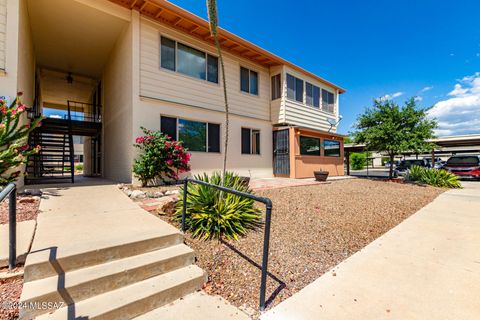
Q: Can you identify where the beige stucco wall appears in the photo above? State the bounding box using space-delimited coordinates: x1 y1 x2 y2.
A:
17 0 34 106
102 14 134 183
0 0 18 97
134 97 274 180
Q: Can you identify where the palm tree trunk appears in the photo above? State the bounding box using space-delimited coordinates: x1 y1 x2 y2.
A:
207 0 229 186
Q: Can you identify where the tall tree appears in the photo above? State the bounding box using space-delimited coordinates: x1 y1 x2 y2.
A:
353 98 437 178
206 0 229 185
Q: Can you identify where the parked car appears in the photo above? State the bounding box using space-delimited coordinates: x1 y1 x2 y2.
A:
425 158 445 169
443 155 480 180
396 159 430 175
384 160 400 169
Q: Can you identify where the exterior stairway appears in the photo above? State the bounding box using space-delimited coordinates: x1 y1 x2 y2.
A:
25 118 74 185
18 184 207 320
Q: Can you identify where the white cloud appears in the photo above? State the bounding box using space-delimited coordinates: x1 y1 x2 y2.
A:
380 91 404 100
428 72 480 136
414 96 423 102
49 115 62 119
421 86 433 92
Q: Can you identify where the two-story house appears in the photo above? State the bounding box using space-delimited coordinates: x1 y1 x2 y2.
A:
0 0 345 185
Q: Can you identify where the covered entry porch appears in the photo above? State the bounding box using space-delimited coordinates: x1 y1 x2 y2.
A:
20 0 133 184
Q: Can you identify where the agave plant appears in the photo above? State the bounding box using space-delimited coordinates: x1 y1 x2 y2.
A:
407 165 462 188
175 171 262 240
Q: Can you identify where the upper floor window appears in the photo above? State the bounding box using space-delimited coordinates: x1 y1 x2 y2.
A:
322 90 335 113
324 139 340 157
286 74 303 103
271 74 281 100
160 36 218 84
241 128 260 154
299 136 320 156
306 82 320 108
240 67 258 95
160 116 220 152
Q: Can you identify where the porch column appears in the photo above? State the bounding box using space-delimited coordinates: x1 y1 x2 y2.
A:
83 137 93 176
431 149 435 168
346 150 350 175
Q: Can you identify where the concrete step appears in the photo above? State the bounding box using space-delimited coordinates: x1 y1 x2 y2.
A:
34 265 206 320
20 244 195 318
24 230 184 283
132 292 251 320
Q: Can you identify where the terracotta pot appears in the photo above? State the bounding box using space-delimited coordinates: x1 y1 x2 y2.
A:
314 171 329 181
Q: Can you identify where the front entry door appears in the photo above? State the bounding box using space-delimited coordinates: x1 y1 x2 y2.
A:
273 129 290 175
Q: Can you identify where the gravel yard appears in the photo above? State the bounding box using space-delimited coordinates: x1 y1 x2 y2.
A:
0 268 23 320
0 195 40 224
159 179 444 316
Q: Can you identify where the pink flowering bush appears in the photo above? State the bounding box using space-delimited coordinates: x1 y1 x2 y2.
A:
1 93 42 185
133 127 191 186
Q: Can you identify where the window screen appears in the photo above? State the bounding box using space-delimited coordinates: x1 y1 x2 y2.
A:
160 37 176 71
207 55 218 83
286 74 295 100
240 67 250 93
324 139 340 157
271 74 281 100
241 128 251 154
208 123 220 152
160 116 177 140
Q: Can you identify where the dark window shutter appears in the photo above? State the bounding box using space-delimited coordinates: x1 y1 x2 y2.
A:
241 128 251 154
208 123 220 152
160 116 177 140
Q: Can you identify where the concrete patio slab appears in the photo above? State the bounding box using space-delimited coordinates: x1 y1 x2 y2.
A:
0 220 36 267
262 182 480 320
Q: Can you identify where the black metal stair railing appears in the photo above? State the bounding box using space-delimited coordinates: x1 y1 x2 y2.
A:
180 177 273 311
0 183 17 269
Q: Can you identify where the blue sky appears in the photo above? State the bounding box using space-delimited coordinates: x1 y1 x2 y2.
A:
169 0 480 136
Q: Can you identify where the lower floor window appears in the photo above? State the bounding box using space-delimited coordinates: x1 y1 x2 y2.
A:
241 128 260 155
160 116 220 152
299 136 320 155
324 139 340 157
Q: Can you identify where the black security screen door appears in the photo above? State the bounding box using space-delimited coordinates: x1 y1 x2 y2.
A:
273 129 290 175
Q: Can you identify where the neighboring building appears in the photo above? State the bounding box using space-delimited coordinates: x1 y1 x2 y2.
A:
0 0 345 185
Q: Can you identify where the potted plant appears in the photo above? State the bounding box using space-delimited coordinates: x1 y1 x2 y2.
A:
314 169 329 181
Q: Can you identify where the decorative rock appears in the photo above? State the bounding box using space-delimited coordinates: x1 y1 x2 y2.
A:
116 183 125 189
165 189 180 196
126 190 133 197
155 195 178 215
130 190 146 199
23 189 42 196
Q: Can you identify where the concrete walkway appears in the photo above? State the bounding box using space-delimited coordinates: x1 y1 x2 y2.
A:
21 180 248 319
262 182 480 320
0 220 36 267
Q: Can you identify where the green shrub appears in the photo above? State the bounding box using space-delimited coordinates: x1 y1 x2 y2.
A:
350 153 366 170
175 171 262 241
407 165 462 188
75 163 83 171
133 127 191 186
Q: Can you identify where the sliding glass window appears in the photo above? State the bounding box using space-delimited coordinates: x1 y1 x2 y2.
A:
160 36 218 84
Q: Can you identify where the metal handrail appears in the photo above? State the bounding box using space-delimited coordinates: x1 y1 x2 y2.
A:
181 177 273 310
0 183 17 269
